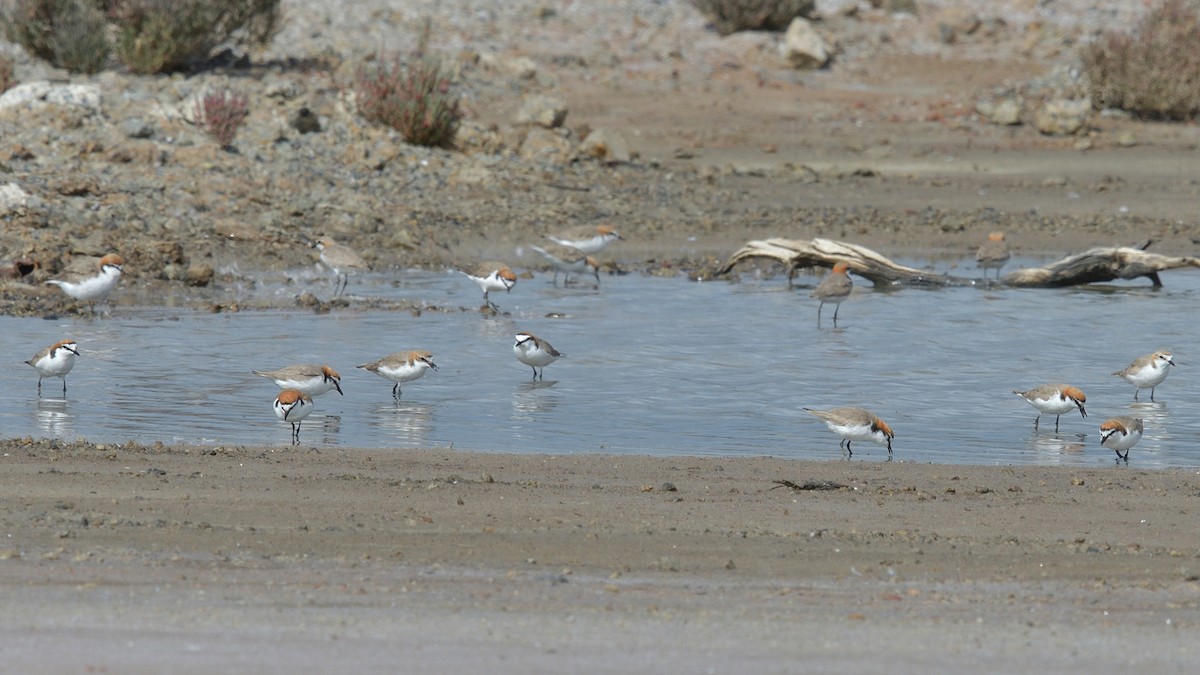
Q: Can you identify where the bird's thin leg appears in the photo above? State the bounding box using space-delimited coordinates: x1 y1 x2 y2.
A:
36 377 42 397
1150 387 1156 402
61 379 67 396
816 302 824 326
1054 415 1061 432
832 304 840 322
392 383 401 399
1134 387 1140 401
846 440 853 457
1033 415 1040 430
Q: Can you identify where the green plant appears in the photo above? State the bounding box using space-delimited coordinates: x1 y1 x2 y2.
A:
689 0 815 36
355 54 463 148
110 0 280 74
199 89 249 148
1082 0 1200 121
2 0 109 74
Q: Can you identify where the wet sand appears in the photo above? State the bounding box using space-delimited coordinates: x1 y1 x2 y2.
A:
3 438 1198 671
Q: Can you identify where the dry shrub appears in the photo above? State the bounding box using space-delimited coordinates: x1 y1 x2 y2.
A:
3 0 280 75
110 0 281 74
1082 0 1200 120
689 0 815 35
355 54 463 148
2 0 109 74
199 89 249 148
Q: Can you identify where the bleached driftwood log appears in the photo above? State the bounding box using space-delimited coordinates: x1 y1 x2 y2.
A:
716 238 967 287
1002 246 1200 287
718 237 1200 288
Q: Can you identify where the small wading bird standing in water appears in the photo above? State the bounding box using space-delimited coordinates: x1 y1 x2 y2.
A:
811 262 852 327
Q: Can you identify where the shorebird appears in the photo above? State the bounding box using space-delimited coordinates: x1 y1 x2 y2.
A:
514 332 563 380
459 261 517 309
357 350 438 399
46 254 124 312
253 364 344 397
545 224 622 255
273 389 313 444
314 237 370 296
811 262 852 326
26 339 79 397
1099 416 1143 462
1013 384 1087 432
530 244 601 286
804 407 894 459
1112 350 1175 402
975 231 1011 281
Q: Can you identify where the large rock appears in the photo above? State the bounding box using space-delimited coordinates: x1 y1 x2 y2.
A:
515 94 568 128
519 127 573 164
779 18 829 69
0 81 102 115
577 128 631 164
1035 98 1091 136
976 98 1021 126
0 182 38 218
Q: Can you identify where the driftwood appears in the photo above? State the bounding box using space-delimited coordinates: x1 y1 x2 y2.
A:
1002 246 1200 288
717 237 1200 288
716 238 966 287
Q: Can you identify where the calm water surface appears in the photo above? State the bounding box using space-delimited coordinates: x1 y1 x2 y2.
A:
3 258 1198 469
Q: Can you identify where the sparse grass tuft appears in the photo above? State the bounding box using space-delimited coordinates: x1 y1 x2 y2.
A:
1082 0 1200 121
2 0 109 74
689 0 814 36
355 53 463 148
0 53 14 93
198 89 249 148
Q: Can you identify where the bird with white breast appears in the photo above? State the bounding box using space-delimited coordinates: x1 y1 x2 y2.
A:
273 389 314 444
459 261 518 309
253 364 344 397
26 339 80 397
545 224 622 255
1112 350 1175 402
314 237 370 297
805 407 894 459
1013 384 1087 432
357 350 438 399
46 253 124 312
530 244 600 287
1099 416 1143 463
514 332 563 380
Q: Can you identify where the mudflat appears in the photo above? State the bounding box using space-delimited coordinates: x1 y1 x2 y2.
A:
3 438 1198 671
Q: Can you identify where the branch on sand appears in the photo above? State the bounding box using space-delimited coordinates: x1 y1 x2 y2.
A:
716 238 1200 288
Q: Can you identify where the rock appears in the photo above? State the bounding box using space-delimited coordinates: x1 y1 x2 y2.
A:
0 182 35 218
480 53 538 80
185 263 214 287
0 81 103 115
454 121 505 154
578 128 631 164
120 118 155 139
976 98 1021 126
519 126 573 164
290 107 321 134
515 94 568 128
779 18 829 69
1116 131 1137 147
1035 98 1091 136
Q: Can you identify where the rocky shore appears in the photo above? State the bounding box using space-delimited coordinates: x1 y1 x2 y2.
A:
1 0 1196 318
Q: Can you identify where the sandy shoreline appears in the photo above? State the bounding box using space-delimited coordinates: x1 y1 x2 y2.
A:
3 439 1198 671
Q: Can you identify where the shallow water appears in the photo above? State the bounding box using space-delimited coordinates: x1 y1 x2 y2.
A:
3 258 1198 468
